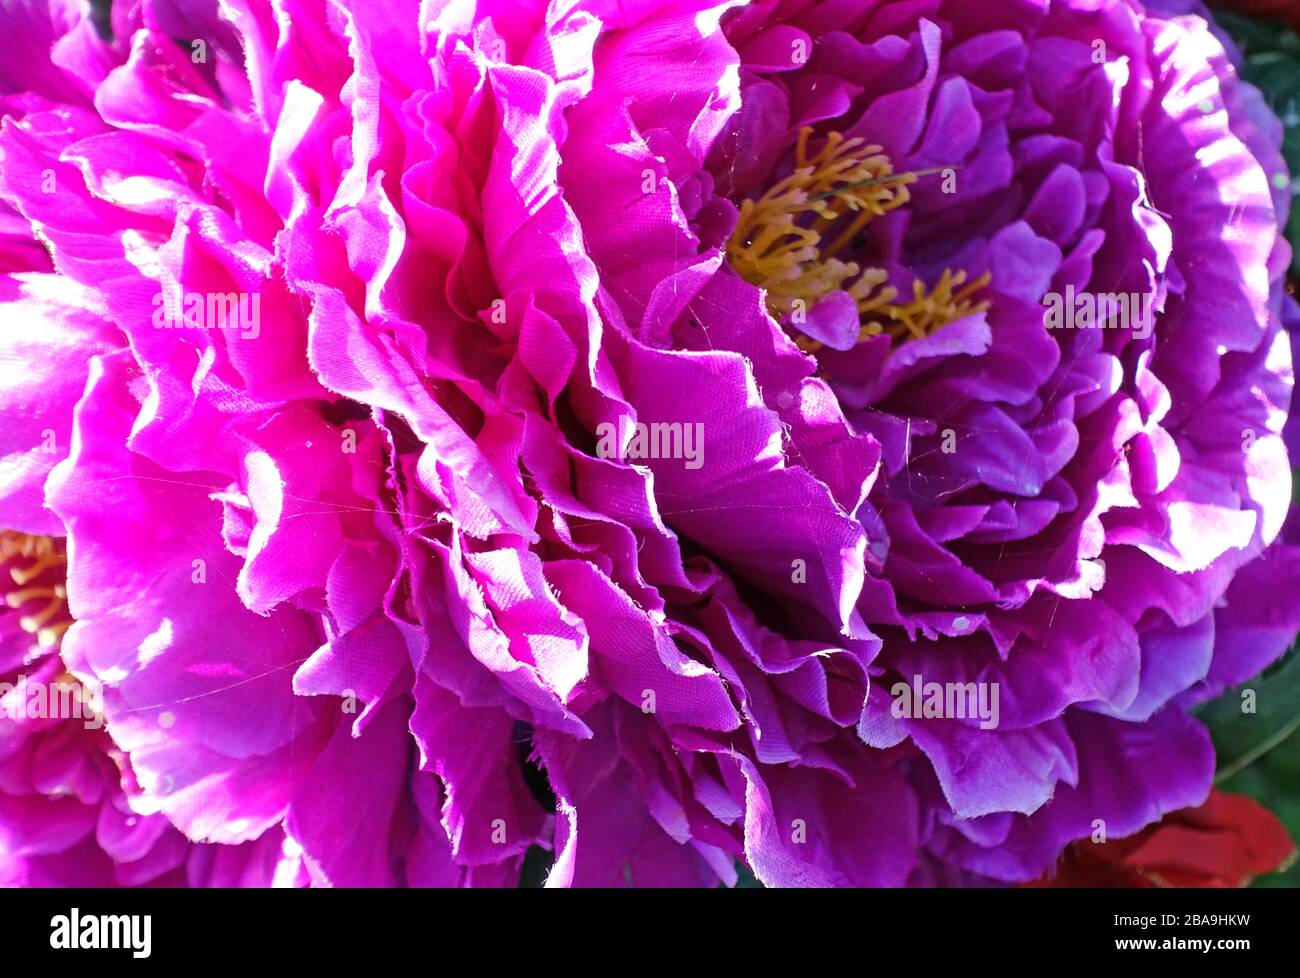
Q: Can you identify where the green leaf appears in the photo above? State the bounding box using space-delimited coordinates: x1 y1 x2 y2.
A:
1197 646 1300 886
1204 11 1300 886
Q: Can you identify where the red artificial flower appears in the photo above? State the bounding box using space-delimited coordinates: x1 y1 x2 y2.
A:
1030 791 1296 887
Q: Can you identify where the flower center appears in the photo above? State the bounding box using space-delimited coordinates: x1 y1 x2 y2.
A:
1 531 70 647
726 127 990 349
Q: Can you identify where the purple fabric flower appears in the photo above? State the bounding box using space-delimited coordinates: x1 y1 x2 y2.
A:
0 524 300 886
0 0 1296 887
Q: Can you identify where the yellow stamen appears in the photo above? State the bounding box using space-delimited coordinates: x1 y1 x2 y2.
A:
39 621 71 647
726 127 914 320
725 127 989 352
8 585 66 631
0 531 70 641
1 532 59 567
866 269 993 342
